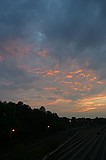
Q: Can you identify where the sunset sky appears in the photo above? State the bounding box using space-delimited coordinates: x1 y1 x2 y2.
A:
0 0 106 118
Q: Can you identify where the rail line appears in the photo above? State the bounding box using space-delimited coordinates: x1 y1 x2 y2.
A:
43 126 106 160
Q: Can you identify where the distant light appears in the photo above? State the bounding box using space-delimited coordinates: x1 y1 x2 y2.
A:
12 129 15 132
47 125 50 128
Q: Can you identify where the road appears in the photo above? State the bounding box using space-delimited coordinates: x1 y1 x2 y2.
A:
43 126 106 160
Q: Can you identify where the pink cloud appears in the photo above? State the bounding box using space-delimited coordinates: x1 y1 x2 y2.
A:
0 55 4 62
36 49 49 58
2 39 33 57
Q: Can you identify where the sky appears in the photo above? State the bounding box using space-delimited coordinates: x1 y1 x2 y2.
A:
0 0 106 118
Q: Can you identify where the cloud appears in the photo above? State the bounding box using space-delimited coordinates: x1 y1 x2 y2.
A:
1 0 106 73
0 57 40 90
42 0 106 78
45 0 106 46
0 0 45 49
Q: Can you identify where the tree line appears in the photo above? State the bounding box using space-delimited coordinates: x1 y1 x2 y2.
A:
0 101 69 152
0 100 106 153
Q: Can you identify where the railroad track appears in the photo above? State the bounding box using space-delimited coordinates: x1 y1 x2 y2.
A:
43 127 106 160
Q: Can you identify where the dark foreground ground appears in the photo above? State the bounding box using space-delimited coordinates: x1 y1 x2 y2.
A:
0 126 106 160
0 128 77 160
43 126 106 160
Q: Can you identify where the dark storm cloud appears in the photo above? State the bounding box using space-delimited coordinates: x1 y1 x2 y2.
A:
0 0 106 78
0 1 25 41
47 1 103 42
43 0 106 78
0 0 45 44
45 0 106 51
1 0 106 49
0 59 40 90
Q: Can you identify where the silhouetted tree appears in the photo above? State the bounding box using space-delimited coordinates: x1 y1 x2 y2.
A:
39 106 46 112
